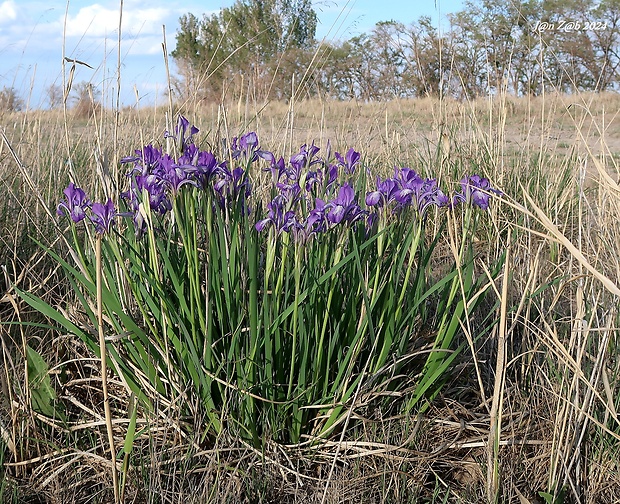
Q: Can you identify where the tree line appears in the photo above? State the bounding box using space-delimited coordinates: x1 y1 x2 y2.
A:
171 0 620 102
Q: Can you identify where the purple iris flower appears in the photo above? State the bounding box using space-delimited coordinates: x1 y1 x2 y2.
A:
255 196 298 233
328 184 354 224
326 184 366 225
429 186 450 208
326 164 338 188
192 151 221 187
365 212 378 235
393 168 424 205
57 183 90 223
239 131 258 152
228 132 265 162
289 142 321 175
366 178 400 207
335 147 361 174
162 162 199 195
365 169 449 217
262 156 287 185
305 170 322 192
399 176 449 215
177 144 200 167
121 145 164 176
305 198 328 234
126 174 171 215
164 116 199 153
453 175 502 210
257 149 276 166
90 199 117 235
214 166 251 210
174 150 222 190
276 181 302 205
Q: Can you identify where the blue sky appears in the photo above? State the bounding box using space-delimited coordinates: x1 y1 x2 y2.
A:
0 0 464 109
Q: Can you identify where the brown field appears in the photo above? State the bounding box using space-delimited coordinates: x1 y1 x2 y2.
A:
1 90 620 503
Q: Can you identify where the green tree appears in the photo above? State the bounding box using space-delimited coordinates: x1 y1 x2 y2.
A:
277 0 317 50
538 0 604 92
370 21 409 99
448 8 488 97
172 0 317 102
172 0 620 102
310 41 360 99
403 17 452 98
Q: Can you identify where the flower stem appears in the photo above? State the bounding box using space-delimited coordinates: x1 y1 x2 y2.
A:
96 235 120 503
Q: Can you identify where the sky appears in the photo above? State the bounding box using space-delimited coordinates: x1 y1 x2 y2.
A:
0 0 464 109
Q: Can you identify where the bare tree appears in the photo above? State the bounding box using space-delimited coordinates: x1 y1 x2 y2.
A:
46 84 63 109
0 86 24 112
71 81 101 118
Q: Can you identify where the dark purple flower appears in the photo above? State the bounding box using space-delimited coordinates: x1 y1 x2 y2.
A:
90 199 117 235
305 198 328 234
227 132 262 162
326 184 366 225
165 116 199 153
126 174 171 215
193 151 221 187
257 149 276 166
393 168 424 205
365 212 378 235
241 132 270 164
393 168 450 215
289 143 321 175
214 166 251 210
57 183 90 223
121 145 164 176
162 163 199 194
326 164 338 188
305 170 322 192
196 150 218 171
453 175 502 210
429 187 450 209
365 169 449 217
276 181 302 205
174 149 222 190
262 156 287 184
404 176 449 215
335 147 361 174
366 178 399 207
239 132 258 152
177 144 200 166
255 196 298 233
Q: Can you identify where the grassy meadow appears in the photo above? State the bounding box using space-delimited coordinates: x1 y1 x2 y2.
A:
1 88 620 504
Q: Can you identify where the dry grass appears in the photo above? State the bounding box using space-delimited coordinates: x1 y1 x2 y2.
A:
1 89 620 503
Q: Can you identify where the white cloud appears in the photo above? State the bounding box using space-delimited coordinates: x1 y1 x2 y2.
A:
64 3 171 38
120 35 166 56
0 1 225 107
0 1 18 24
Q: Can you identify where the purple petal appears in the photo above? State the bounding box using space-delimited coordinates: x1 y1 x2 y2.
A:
366 191 382 207
328 205 345 224
255 218 271 232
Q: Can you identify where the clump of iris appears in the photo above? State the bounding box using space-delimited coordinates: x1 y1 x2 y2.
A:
254 143 502 240
254 141 368 239
57 117 502 238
